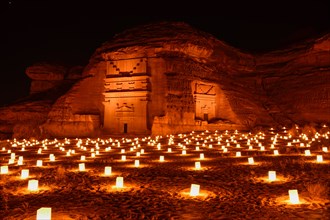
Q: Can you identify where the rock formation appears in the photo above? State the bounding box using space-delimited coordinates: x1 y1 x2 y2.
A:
0 22 329 138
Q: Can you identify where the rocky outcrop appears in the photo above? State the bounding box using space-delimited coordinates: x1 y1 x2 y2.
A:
255 34 330 125
0 101 52 139
0 63 83 139
26 62 84 94
0 22 329 138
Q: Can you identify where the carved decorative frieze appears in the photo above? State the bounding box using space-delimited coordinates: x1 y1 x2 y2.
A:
107 58 147 75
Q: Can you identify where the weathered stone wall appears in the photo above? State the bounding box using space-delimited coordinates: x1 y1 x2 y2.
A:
0 23 328 138
41 62 105 137
148 58 167 128
0 101 52 139
255 34 330 126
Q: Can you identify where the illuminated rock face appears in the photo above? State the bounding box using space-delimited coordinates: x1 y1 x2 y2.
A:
0 22 329 138
255 35 330 124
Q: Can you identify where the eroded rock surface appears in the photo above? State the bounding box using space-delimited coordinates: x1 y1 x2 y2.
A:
0 22 329 138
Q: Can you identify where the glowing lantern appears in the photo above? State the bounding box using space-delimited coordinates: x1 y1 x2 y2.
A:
104 166 112 176
190 184 200 196
121 149 125 153
91 153 95 158
182 150 186 155
195 161 201 170
141 149 145 154
28 179 39 191
7 150 11 153
249 146 253 150
8 159 15 164
159 156 164 161
316 155 323 163
236 144 240 148
260 146 265 151
270 144 275 149
79 163 85 171
236 152 241 157
36 160 43 167
288 189 300 204
322 147 328 152
116 177 124 188
121 155 126 161
136 152 140 157
223 148 228 153
10 153 15 160
66 152 70 156
274 150 279 155
200 153 204 159
36 207 51 220
96 151 100 155
304 150 311 156
248 157 254 164
50 155 55 162
21 169 29 179
195 146 200 151
167 148 172 153
208 144 212 149
0 166 8 174
134 160 140 167
268 171 276 181
17 160 23 166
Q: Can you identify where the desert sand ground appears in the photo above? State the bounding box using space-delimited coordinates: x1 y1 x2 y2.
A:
0 126 329 219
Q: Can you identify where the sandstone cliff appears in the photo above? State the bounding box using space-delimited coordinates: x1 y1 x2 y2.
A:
0 22 328 138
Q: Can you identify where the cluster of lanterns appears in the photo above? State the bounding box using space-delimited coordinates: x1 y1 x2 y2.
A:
0 126 329 218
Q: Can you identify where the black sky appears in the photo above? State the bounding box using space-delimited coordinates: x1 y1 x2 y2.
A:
2 0 329 106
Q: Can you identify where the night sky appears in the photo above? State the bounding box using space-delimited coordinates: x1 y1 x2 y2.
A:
3 0 329 106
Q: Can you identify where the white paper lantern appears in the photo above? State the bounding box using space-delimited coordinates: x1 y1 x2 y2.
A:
195 162 201 170
190 184 200 196
36 207 51 220
316 155 323 163
79 163 85 171
21 169 29 179
268 171 276 181
0 166 8 174
116 177 124 188
28 179 38 191
36 160 43 167
288 189 299 204
104 166 112 176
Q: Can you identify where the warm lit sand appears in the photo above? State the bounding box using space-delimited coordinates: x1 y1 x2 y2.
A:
0 128 329 219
